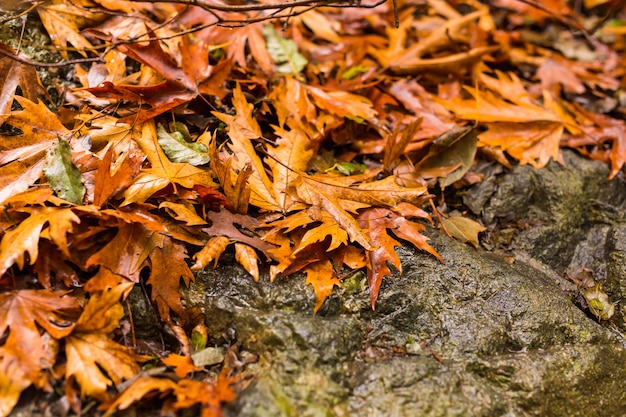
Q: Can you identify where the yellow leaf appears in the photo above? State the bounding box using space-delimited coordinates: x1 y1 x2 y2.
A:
441 213 486 248
159 201 208 226
65 332 141 401
306 85 377 122
36 0 99 59
267 127 313 211
0 207 81 275
66 283 142 401
297 178 374 251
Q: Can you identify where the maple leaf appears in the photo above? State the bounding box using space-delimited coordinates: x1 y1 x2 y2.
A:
0 206 83 275
266 127 313 211
292 211 349 255
145 236 195 321
93 144 144 207
358 208 441 308
102 369 238 417
0 43 50 120
65 283 144 401
163 353 204 378
296 177 374 251
123 121 216 205
0 97 74 205
202 210 275 256
214 84 281 211
440 72 581 168
36 0 100 59
304 259 340 313
0 289 79 410
85 221 158 282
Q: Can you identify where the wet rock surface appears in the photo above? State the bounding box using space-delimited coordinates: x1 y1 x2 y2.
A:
187 150 626 416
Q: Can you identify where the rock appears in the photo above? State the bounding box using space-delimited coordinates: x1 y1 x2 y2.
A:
185 150 626 416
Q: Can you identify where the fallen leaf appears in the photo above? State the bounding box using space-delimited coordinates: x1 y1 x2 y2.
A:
304 259 340 313
441 213 486 248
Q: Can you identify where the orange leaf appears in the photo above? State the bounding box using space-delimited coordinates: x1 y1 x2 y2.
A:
0 43 50 119
213 84 280 211
162 354 204 379
123 121 216 205
191 236 231 270
0 289 79 385
146 237 195 321
66 283 143 401
85 222 158 282
101 376 178 417
303 259 340 313
0 207 81 275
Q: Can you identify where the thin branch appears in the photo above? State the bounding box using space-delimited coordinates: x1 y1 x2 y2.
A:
0 46 103 67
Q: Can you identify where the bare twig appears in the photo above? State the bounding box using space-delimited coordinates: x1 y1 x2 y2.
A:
0 45 103 67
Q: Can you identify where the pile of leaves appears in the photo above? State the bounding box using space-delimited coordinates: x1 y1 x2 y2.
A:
1 0 625 414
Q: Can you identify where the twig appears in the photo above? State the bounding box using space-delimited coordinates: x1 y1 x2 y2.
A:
0 45 104 67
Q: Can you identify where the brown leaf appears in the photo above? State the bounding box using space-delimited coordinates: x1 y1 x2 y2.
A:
202 210 275 256
67 283 144 401
441 213 486 248
0 43 50 121
101 376 178 417
146 237 194 321
358 208 441 308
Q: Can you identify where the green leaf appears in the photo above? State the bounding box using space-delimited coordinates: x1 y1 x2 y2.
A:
43 138 85 205
341 65 369 80
324 162 367 176
262 25 308 75
156 123 210 166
